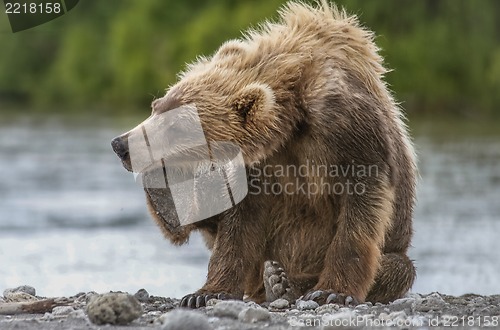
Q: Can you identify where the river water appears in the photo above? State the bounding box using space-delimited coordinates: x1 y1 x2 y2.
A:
0 115 499 298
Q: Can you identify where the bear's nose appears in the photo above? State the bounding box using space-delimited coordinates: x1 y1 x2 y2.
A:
111 135 129 161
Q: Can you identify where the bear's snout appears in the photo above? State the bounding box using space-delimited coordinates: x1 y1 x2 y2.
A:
111 135 132 171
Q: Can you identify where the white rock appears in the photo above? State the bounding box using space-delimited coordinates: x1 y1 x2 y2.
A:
296 300 319 310
415 292 446 312
3 285 36 297
269 298 289 309
404 292 422 300
147 311 162 317
391 297 415 305
4 291 38 302
427 292 445 302
156 309 212 330
86 292 143 325
52 306 75 316
212 300 248 318
133 288 150 302
355 303 369 310
238 307 271 323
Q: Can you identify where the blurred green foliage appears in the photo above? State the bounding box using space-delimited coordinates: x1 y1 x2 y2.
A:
0 0 499 117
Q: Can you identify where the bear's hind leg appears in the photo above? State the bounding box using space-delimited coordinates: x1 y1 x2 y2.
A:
366 252 416 304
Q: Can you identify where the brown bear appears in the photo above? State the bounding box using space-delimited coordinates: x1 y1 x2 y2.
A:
111 0 417 308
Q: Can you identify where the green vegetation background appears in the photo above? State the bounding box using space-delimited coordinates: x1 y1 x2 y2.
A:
1 0 499 118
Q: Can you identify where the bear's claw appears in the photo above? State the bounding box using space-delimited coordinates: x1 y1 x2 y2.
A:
180 292 239 308
263 260 299 303
300 290 359 306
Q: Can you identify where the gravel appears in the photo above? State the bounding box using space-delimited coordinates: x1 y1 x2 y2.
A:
1 287 500 329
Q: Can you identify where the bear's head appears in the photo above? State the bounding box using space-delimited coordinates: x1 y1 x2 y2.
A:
111 34 311 244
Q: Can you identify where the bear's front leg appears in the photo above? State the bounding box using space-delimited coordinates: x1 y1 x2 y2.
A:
302 179 394 306
180 210 265 308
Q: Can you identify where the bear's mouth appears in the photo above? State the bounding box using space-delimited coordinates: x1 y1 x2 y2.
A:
142 166 183 230
138 142 247 230
141 162 207 230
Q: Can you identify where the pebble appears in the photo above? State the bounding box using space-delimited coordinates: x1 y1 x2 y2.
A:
41 312 54 321
296 300 319 310
51 306 75 316
159 303 174 311
269 298 290 309
389 297 416 312
212 300 248 318
388 310 407 322
86 292 143 325
84 292 98 304
404 292 423 300
238 306 271 323
3 285 36 297
322 308 357 322
354 303 370 310
147 311 162 317
416 292 446 312
391 297 414 305
206 298 221 307
4 291 38 302
425 292 446 303
156 309 213 330
316 303 340 315
134 288 150 302
68 309 87 319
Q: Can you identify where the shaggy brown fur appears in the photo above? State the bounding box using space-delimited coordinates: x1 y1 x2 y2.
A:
112 0 416 307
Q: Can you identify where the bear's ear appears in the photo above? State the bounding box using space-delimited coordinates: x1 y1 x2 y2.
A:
232 83 276 122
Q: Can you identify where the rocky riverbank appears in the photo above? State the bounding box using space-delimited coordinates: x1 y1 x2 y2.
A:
1 286 499 329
